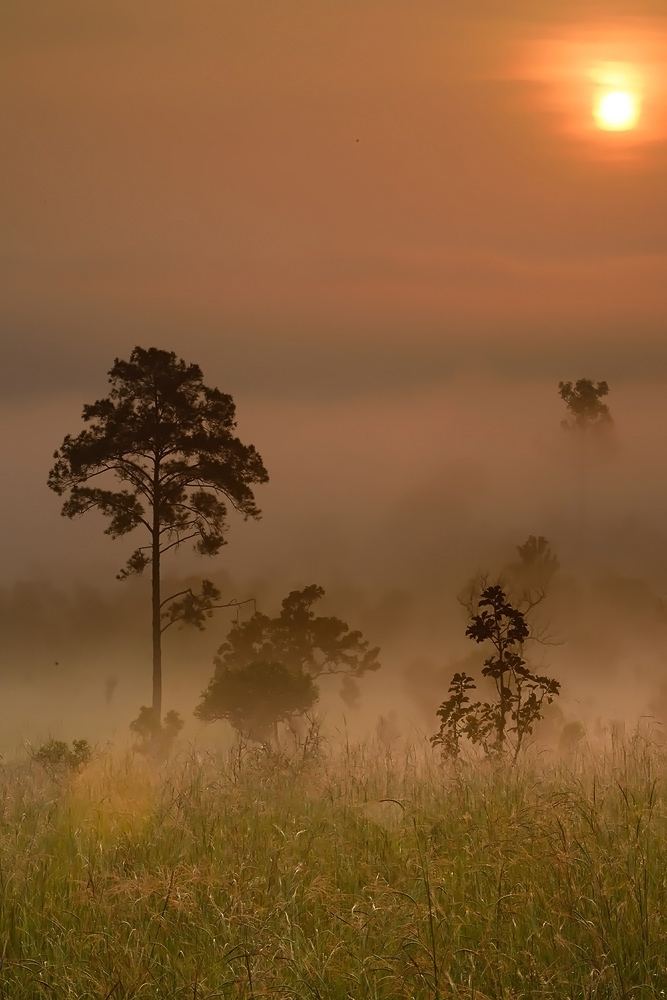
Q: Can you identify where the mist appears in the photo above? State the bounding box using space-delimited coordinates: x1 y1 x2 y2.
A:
2 0 667 749
5 5 667 995
3 370 666 752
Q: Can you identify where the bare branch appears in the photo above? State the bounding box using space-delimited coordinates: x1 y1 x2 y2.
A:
159 532 200 556
160 588 195 609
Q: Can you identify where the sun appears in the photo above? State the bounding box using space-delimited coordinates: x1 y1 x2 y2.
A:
594 89 640 131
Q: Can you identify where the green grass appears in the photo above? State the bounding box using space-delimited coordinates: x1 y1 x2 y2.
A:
0 738 665 998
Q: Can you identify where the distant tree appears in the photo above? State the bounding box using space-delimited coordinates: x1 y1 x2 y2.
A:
507 535 560 611
515 535 559 588
432 585 560 762
461 537 556 625
48 347 268 736
196 585 380 742
558 379 612 432
558 379 613 557
460 536 560 654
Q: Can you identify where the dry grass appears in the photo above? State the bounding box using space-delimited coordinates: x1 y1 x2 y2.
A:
0 736 665 998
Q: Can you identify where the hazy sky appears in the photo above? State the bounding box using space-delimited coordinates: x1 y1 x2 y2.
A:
3 1 667 586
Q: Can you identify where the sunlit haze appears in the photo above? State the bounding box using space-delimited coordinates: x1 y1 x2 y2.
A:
2 1 667 744
3 5 667 992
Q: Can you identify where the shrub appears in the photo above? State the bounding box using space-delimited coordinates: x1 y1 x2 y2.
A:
31 738 92 773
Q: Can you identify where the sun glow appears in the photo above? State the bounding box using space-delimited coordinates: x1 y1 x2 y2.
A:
594 88 640 131
517 24 667 151
589 61 644 134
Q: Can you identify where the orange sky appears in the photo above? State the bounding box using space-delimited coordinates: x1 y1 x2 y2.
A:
2 1 667 583
3 1 667 395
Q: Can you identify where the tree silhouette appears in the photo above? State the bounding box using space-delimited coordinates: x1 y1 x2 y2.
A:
197 661 318 744
196 585 380 741
515 535 559 588
558 379 613 560
432 585 560 761
558 379 611 431
48 346 268 730
431 672 479 759
507 534 560 615
460 536 560 652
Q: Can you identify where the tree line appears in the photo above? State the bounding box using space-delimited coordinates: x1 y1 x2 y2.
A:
48 347 612 760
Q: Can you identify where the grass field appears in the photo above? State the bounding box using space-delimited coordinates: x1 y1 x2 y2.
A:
0 735 665 999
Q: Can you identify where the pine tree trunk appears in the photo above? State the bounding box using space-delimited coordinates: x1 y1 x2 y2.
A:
152 537 162 724
151 468 162 726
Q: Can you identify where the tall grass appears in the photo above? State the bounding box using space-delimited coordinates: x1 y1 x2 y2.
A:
0 736 665 998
